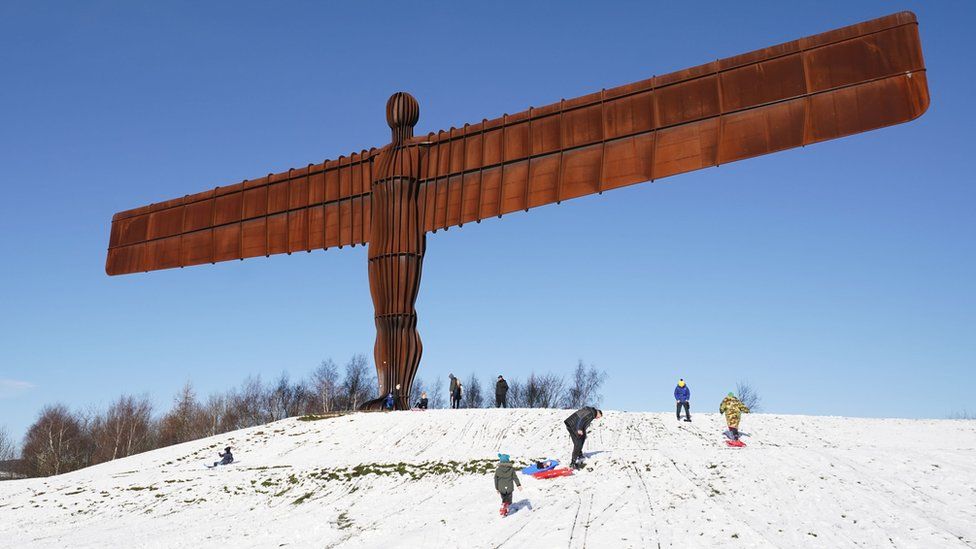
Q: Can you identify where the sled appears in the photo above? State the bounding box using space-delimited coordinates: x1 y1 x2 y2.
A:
725 440 746 448
533 467 574 479
521 459 558 475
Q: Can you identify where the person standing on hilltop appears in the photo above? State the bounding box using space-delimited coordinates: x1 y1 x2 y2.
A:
564 407 602 470
452 381 464 409
449 374 459 408
720 392 750 441
495 375 509 408
674 378 691 422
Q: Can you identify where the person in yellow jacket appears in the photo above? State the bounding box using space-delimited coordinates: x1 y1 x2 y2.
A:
719 392 750 441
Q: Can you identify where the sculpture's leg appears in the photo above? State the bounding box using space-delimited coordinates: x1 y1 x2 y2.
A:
364 171 424 410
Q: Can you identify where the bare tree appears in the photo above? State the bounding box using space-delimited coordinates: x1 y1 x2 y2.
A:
340 354 375 410
310 359 340 413
90 395 154 462
409 377 427 408
564 360 609 409
736 381 762 412
464 373 484 408
506 378 525 407
158 383 207 446
428 377 445 409
520 372 566 408
202 393 229 437
264 372 298 422
535 373 566 408
947 410 974 420
21 404 88 476
0 425 15 462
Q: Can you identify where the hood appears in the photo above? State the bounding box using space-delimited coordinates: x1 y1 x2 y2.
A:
497 462 516 473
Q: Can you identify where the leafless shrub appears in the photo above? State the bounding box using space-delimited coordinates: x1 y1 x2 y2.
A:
428 377 445 409
947 410 974 420
464 373 485 408
736 381 762 412
507 379 525 407
0 425 15 462
563 360 609 409
519 372 566 408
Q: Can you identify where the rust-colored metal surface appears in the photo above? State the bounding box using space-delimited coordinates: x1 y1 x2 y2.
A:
105 12 929 409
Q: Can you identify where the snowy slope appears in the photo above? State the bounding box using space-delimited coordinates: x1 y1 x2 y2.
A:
1 410 975 548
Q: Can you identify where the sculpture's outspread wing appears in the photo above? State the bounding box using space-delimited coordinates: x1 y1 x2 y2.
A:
106 149 379 275
414 11 929 233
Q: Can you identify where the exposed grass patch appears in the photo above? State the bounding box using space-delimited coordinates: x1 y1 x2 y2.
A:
298 412 346 422
336 511 353 529
312 459 496 483
245 465 291 471
292 492 314 505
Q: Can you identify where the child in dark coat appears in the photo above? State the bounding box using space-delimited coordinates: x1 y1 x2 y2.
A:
213 446 233 467
494 453 522 516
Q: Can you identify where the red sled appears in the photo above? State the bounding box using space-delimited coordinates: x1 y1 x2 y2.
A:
533 467 574 479
725 440 746 448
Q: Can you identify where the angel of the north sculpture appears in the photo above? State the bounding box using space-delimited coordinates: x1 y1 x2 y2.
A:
105 12 929 410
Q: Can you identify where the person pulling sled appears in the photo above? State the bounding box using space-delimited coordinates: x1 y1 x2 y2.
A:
719 392 750 441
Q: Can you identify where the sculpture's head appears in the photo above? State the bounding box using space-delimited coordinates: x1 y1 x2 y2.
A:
386 92 419 144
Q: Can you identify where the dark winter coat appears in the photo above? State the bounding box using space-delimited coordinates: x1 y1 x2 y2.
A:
218 450 233 465
416 397 428 409
494 462 521 493
565 407 599 435
496 379 509 397
674 384 690 402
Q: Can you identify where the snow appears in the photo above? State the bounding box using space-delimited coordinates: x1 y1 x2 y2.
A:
1 409 975 548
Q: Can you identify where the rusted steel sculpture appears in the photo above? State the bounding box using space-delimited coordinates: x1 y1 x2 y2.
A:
105 12 929 410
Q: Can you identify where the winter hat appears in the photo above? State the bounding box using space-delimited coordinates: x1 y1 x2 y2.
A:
678 379 686 387
498 453 511 462
728 392 735 397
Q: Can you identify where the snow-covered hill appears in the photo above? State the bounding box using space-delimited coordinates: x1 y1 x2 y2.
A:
1 409 975 548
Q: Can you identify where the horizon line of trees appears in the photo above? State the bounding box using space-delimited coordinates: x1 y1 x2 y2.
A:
1 357 607 479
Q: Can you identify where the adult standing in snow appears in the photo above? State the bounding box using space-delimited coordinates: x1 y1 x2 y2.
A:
674 379 691 422
495 375 509 408
564 407 602 469
494 453 522 516
452 381 464 409
393 383 402 410
449 374 458 407
719 392 750 441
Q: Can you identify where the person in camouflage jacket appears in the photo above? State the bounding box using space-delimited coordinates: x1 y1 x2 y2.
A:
719 393 750 440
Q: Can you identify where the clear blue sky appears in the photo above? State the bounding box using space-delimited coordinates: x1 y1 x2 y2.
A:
1 1 973 441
